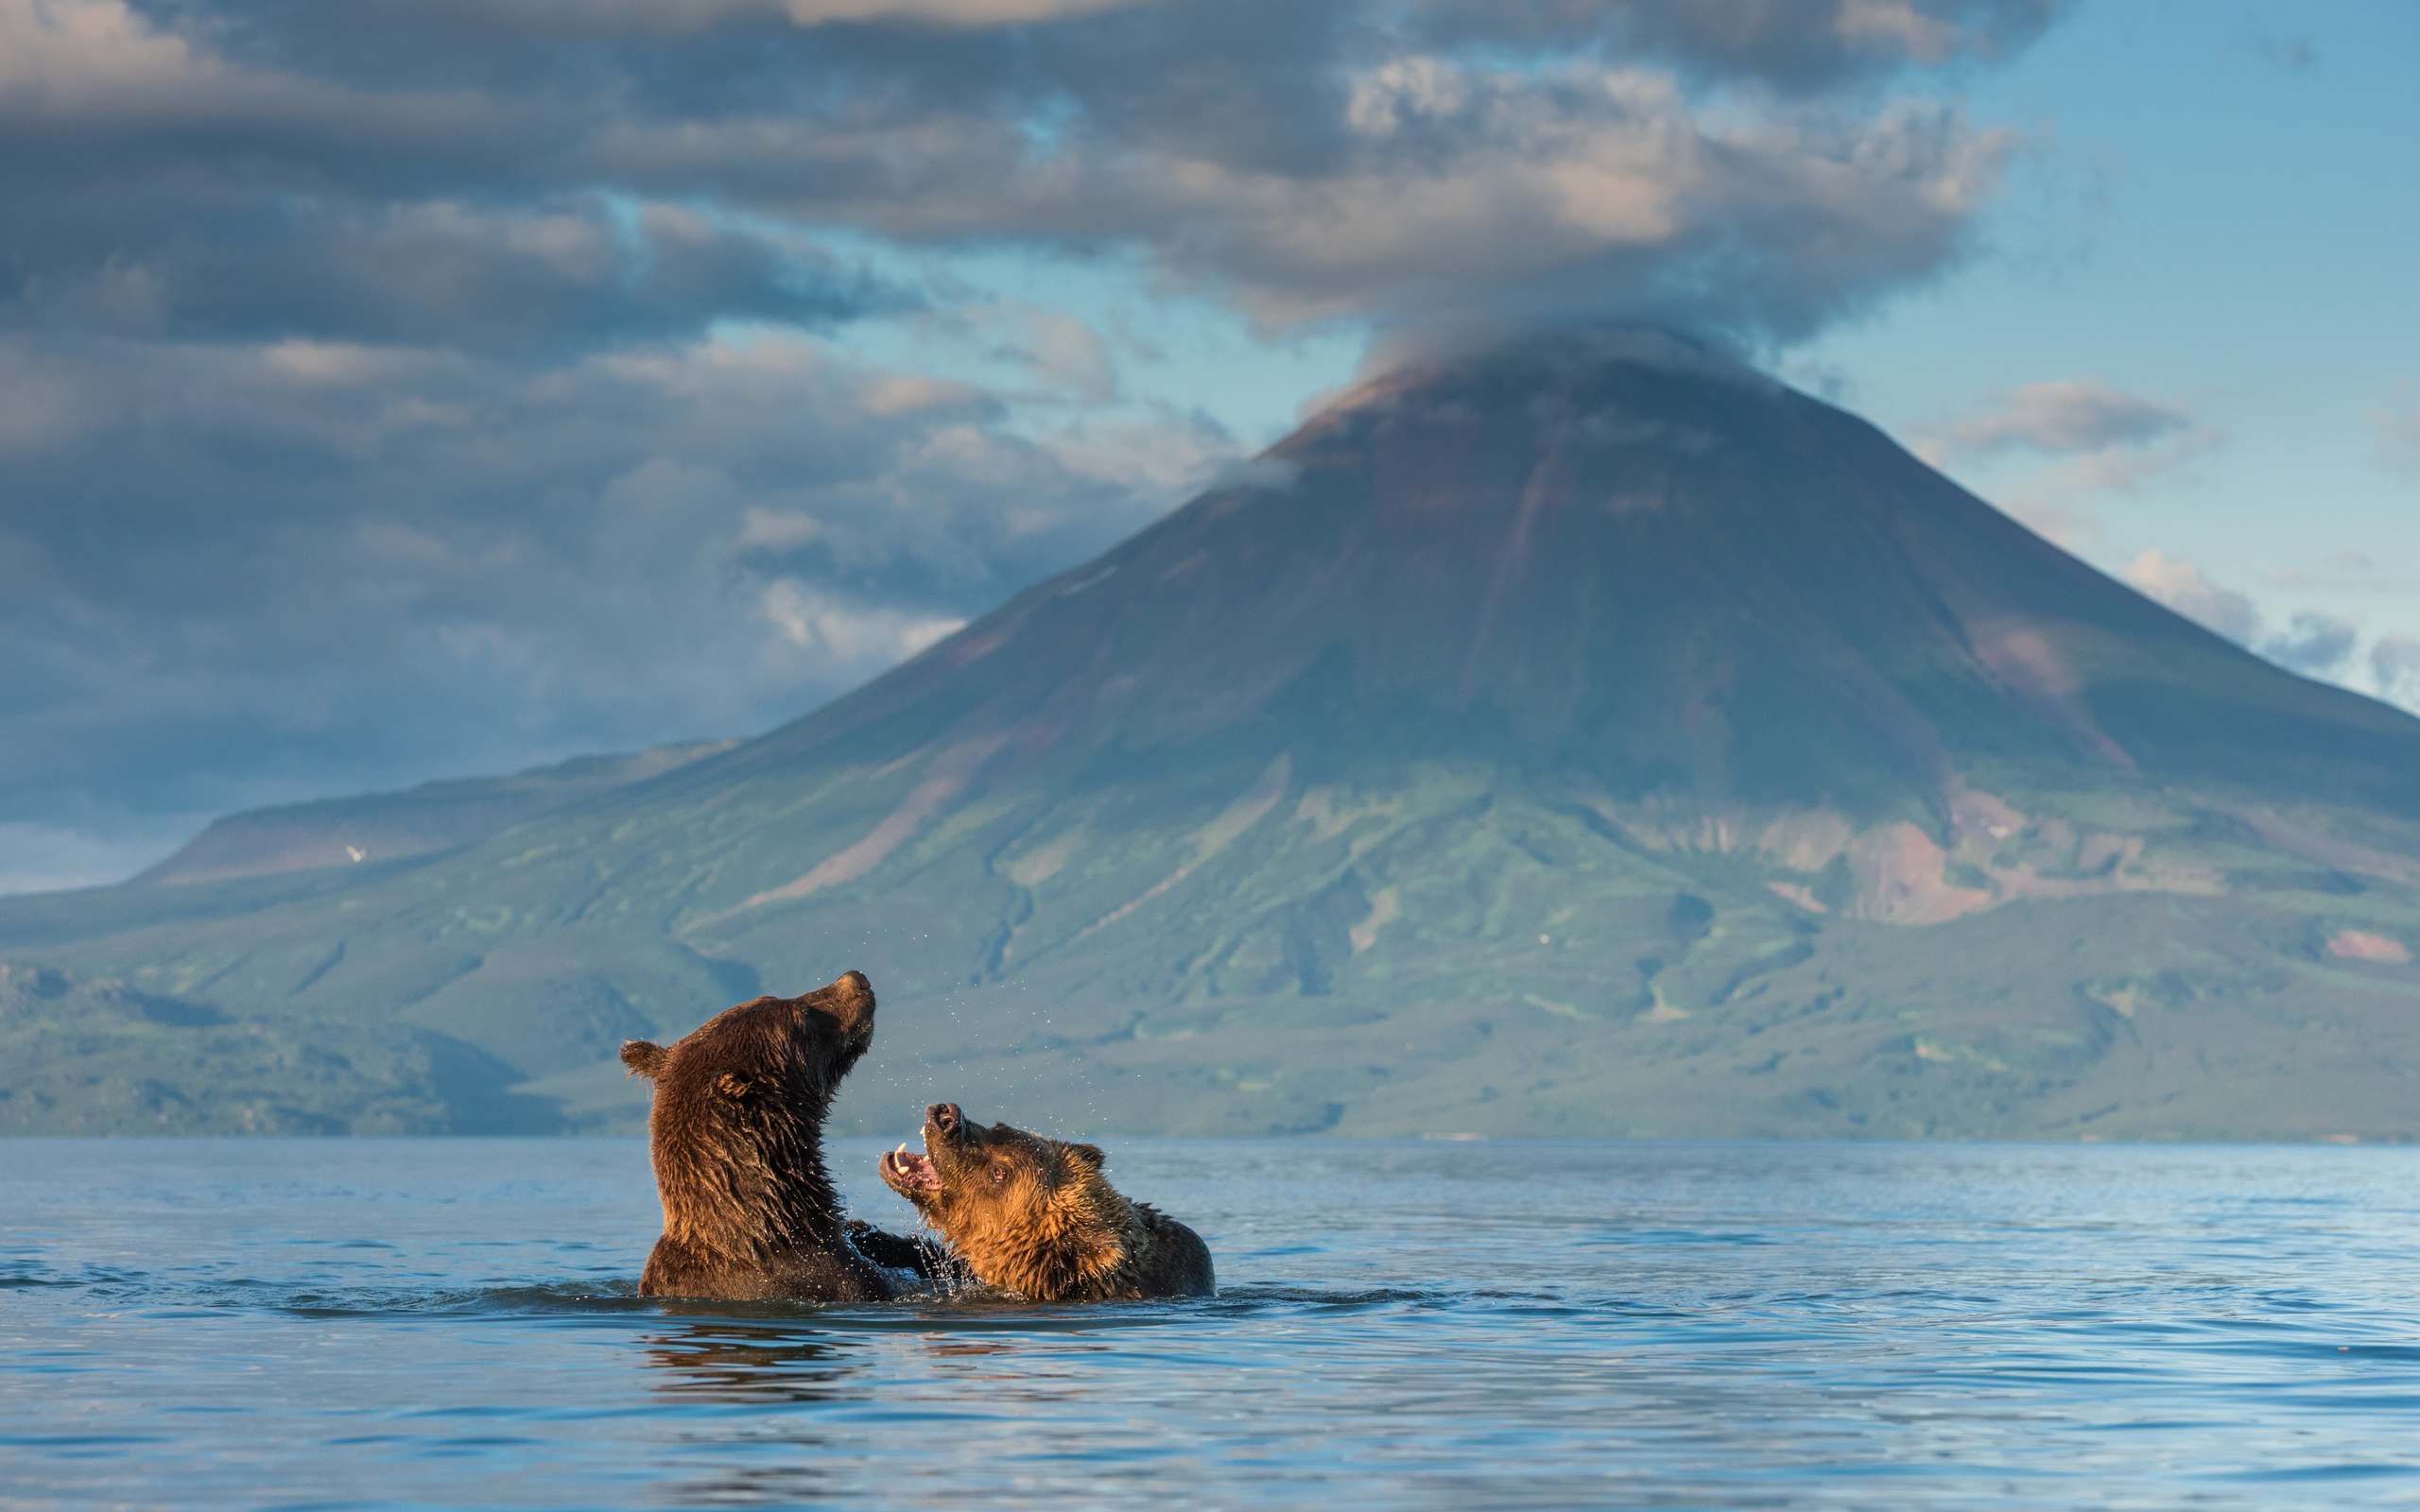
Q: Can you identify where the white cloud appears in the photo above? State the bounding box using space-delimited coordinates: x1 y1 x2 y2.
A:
2126 549 2367 682
2361 638 2420 706
0 0 209 106
760 579 965 665
1931 379 2187 458
1005 306 1120 405
2375 637 2420 712
1926 379 2223 546
2125 549 2260 645
735 507 828 551
860 373 989 417
2057 424 2227 493
1926 374 2216 467
1152 66 2016 336
1996 497 2095 550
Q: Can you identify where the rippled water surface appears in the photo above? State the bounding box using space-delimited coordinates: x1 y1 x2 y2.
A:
7 1138 2420 1509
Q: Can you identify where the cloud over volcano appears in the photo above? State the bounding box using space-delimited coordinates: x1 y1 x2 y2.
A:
0 0 2069 885
5 0 2053 342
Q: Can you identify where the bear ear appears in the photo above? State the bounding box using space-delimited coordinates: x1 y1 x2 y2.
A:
1066 1143 1105 1174
620 1040 670 1079
715 1072 754 1100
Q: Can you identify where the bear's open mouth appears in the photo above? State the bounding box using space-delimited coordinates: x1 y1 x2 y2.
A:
883 1143 941 1193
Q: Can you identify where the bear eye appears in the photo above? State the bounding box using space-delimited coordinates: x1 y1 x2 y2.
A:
989 1164 1010 1185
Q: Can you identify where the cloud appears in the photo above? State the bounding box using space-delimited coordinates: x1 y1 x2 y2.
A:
2262 612 2359 679
1180 66 2013 337
2125 549 2261 646
2370 380 2420 477
1996 497 2093 550
0 0 2076 878
0 0 2060 349
776 0 1150 24
760 579 966 665
1930 379 2189 458
2376 637 2420 711
1926 379 2224 548
1411 1 2066 93
0 325 1234 837
2249 31 2317 71
2125 549 2361 681
962 301 1122 404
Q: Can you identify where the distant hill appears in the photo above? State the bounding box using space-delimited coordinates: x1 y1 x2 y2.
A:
7 333 2418 1140
134 740 738 886
0 960 546 1135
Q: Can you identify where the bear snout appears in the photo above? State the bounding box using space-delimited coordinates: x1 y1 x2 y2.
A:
795 971 878 1050
811 971 875 1023
926 1102 961 1138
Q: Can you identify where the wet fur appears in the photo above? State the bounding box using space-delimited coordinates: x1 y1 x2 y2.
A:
621 971 936 1301
881 1104 1214 1301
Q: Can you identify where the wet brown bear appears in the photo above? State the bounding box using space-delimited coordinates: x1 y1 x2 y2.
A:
620 971 939 1301
878 1101 1215 1301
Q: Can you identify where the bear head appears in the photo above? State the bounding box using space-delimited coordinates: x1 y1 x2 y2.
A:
620 971 876 1249
879 1100 1125 1298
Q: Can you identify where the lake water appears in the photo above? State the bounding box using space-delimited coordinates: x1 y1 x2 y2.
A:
6 1138 2419 1509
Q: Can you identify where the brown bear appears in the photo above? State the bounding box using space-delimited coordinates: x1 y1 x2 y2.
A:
877 1101 1215 1301
619 971 942 1301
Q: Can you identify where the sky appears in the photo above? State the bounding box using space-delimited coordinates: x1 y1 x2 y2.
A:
2 0 2413 894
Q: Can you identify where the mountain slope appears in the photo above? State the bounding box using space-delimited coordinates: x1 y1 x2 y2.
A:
8 333 2419 1139
134 740 738 886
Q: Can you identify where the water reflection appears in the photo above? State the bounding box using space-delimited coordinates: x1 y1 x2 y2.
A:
666 1463 843 1508
638 1324 865 1505
909 1328 1109 1406
916 1335 1015 1359
644 1323 855 1404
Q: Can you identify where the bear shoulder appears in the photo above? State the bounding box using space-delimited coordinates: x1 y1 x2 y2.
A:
1128 1204 1216 1299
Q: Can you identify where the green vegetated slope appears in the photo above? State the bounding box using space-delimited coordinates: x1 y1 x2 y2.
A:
9 334 2420 1140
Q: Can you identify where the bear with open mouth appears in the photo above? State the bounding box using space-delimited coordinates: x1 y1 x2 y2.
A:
620 971 944 1301
878 1101 1216 1301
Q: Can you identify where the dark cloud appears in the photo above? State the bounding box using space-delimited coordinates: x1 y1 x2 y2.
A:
9 0 2063 347
9 195 893 352
0 325 1226 834
2249 31 2317 72
0 0 2071 885
1411 0 2065 93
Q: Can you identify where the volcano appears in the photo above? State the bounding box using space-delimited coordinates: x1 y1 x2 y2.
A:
10 333 2420 1140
